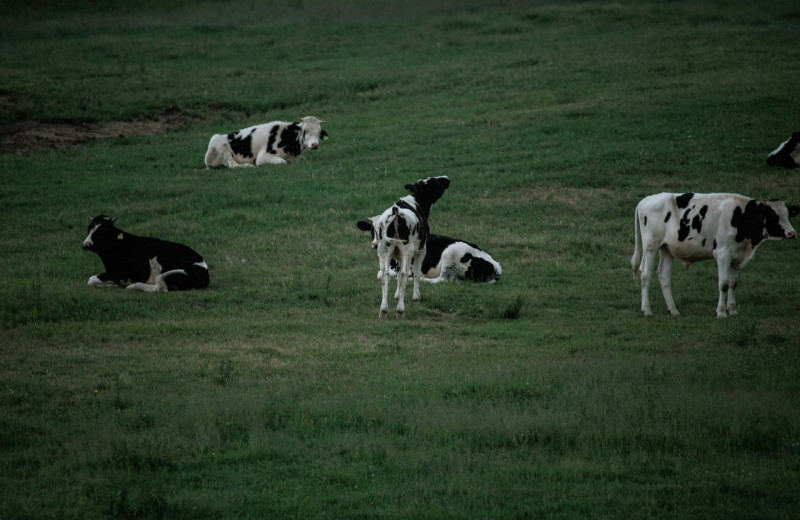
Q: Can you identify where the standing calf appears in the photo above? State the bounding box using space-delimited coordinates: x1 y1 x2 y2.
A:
82 215 209 292
631 193 798 318
357 176 450 318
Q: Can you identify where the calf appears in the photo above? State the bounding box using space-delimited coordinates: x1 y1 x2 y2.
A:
631 193 798 318
82 215 209 292
767 132 800 169
356 176 450 318
204 116 327 168
356 229 502 284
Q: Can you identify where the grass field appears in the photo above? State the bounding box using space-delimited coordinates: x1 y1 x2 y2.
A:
2 1 800 518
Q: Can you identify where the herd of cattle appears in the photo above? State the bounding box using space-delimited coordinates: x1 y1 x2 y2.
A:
82 122 800 318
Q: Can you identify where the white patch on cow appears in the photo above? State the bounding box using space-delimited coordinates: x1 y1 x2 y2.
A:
87 275 117 287
82 223 101 248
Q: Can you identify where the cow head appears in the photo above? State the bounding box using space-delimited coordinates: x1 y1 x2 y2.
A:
82 214 121 252
299 116 327 151
759 200 798 240
404 176 451 206
357 216 381 249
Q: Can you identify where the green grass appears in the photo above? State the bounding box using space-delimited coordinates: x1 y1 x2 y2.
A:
2 1 800 518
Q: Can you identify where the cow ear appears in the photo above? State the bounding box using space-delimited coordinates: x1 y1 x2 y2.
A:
357 221 372 231
404 183 416 193
789 206 800 218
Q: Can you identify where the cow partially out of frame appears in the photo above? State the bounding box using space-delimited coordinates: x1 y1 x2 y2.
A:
631 192 798 318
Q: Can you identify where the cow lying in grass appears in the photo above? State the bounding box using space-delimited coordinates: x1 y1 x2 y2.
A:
356 226 502 284
204 116 327 168
82 215 209 292
357 176 450 318
631 192 798 318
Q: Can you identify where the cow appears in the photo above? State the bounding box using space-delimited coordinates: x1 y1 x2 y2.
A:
631 193 798 318
82 215 210 292
355 227 502 284
767 132 800 169
356 176 450 318
204 116 327 168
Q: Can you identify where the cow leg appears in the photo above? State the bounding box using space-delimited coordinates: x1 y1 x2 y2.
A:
657 247 679 317
87 274 119 288
725 268 740 316
411 252 423 302
395 253 410 318
255 150 287 165
714 255 732 318
638 245 658 316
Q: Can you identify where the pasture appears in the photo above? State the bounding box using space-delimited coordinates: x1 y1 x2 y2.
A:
2 1 800 517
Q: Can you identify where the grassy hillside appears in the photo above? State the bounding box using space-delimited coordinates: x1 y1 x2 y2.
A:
2 1 800 518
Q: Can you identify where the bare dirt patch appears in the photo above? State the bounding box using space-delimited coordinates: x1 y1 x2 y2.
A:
0 107 193 156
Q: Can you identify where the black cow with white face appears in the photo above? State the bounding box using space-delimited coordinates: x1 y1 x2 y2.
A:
767 132 800 169
82 215 209 292
631 193 798 318
204 116 327 168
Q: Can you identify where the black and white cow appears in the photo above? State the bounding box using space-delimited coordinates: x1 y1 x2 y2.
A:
82 215 209 292
204 116 327 168
631 193 798 318
356 176 450 318
767 132 800 169
356 228 502 284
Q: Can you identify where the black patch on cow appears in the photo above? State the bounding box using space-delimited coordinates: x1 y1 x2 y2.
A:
464 255 499 282
676 193 694 209
643 216 647 226
691 205 708 233
759 203 787 238
228 130 253 158
702 238 707 247
664 212 671 223
278 123 302 157
678 209 692 241
713 239 717 250
266 125 280 154
731 200 764 246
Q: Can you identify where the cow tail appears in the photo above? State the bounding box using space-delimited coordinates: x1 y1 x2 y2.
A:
631 203 641 285
384 206 404 246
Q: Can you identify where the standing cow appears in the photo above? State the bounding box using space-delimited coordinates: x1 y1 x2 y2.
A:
204 116 327 168
358 176 450 318
631 192 798 318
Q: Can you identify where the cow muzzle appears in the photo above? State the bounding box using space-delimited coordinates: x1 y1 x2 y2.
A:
787 231 797 239
82 240 93 249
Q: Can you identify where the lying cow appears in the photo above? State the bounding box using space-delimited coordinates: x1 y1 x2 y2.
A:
357 176 450 318
631 192 798 318
204 116 327 168
355 226 502 284
767 132 800 169
82 215 209 292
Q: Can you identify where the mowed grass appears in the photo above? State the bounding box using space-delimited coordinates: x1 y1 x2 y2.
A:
2 1 800 518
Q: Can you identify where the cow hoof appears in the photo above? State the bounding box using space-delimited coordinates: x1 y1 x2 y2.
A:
396 310 405 319
669 309 680 317
379 309 388 319
716 313 727 319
